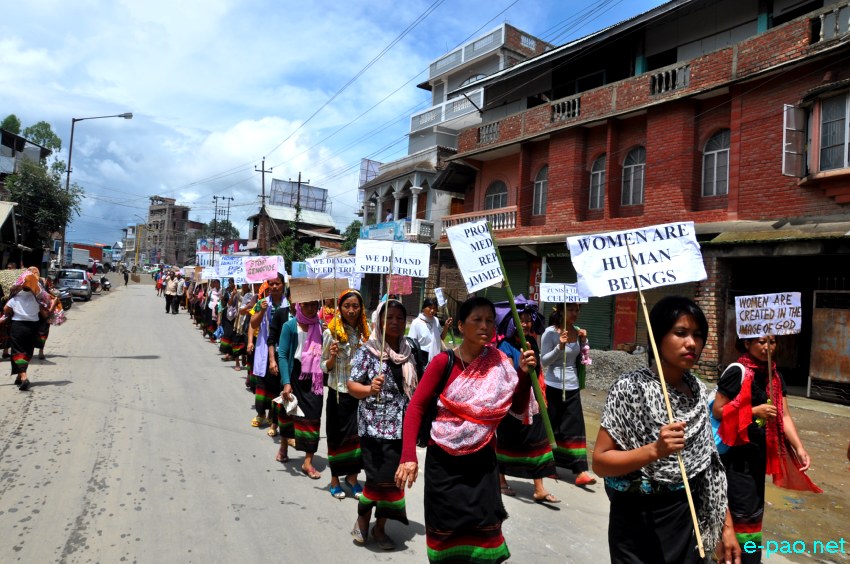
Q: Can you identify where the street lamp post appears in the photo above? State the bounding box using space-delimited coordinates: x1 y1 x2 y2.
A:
61 112 133 266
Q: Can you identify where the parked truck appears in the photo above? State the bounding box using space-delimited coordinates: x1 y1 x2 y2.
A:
70 248 90 269
72 243 104 263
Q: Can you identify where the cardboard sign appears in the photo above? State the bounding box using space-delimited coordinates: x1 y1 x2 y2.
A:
445 220 503 293
735 292 802 338
182 266 195 278
242 256 285 283
289 278 350 303
567 221 706 297
388 275 413 295
539 283 588 303
435 287 446 307
354 239 430 278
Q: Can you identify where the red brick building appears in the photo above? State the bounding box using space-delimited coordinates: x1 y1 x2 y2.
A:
435 0 850 401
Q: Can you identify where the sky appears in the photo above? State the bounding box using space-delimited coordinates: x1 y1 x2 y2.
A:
1 0 666 246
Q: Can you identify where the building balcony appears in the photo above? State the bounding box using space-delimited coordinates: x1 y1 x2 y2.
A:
403 218 436 243
441 206 517 236
410 88 484 133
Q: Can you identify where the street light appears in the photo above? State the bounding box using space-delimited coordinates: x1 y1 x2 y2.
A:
60 112 133 266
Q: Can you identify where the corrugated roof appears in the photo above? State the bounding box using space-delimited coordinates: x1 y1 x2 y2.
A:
248 204 336 229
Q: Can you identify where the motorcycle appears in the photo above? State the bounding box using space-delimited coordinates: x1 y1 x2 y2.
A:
100 276 111 292
53 288 73 310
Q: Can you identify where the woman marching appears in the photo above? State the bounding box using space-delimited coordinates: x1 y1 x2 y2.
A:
248 274 288 434
218 279 237 362
397 296 536 564
278 300 324 478
540 303 596 486
32 268 61 360
230 283 256 373
203 279 221 343
713 336 819 562
322 290 370 500
592 296 739 564
346 299 416 549
2 270 54 391
496 306 558 503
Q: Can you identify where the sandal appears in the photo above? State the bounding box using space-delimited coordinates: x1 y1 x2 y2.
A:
575 472 597 487
533 492 561 504
301 466 321 480
346 481 363 500
330 484 346 499
500 485 517 497
275 448 289 463
267 427 278 437
250 416 267 428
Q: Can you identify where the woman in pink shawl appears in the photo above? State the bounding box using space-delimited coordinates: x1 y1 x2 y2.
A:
2 270 53 390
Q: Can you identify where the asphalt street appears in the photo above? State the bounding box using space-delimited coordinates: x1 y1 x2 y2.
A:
0 276 798 563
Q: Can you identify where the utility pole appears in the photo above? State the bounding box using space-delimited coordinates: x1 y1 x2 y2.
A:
255 157 272 254
221 196 234 254
212 196 220 267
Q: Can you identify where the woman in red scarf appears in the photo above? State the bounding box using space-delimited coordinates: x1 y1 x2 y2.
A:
713 336 819 562
396 297 536 564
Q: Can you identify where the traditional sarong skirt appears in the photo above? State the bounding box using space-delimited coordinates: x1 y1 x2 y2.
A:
36 318 50 349
291 364 323 454
721 436 767 563
325 391 362 477
424 444 510 564
495 413 556 479
218 316 234 355
10 320 40 375
255 362 281 417
545 386 589 473
231 330 246 357
358 436 407 524
606 482 704 564
203 308 216 337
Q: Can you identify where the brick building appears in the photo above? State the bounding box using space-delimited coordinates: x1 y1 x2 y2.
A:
435 0 850 402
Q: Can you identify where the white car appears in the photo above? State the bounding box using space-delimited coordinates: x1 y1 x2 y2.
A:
56 269 93 301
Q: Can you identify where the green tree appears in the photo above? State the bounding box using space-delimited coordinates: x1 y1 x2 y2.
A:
21 121 62 158
269 205 321 263
200 219 240 240
6 160 83 249
1 114 22 134
341 219 361 251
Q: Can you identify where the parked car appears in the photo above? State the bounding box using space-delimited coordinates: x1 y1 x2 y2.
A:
56 269 92 301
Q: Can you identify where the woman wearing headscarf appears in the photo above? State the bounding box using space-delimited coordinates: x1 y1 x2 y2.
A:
592 296 739 564
323 289 370 499
348 299 416 550
396 297 536 564
321 298 336 326
540 302 596 486
248 274 288 435
713 336 820 562
407 297 452 363
2 270 53 390
278 300 324 478
496 306 558 503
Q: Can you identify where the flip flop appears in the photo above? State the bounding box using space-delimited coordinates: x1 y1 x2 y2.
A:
275 450 289 463
267 427 278 437
533 493 561 504
500 485 517 497
301 466 321 480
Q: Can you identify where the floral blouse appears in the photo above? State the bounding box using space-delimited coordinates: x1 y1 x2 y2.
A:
349 347 407 440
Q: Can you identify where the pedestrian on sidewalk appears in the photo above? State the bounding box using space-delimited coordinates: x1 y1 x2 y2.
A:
175 273 186 312
164 271 178 314
2 270 53 391
123 268 129 286
592 295 739 564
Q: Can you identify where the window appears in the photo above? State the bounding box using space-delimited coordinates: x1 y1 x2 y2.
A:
589 155 606 209
484 181 508 210
532 166 548 215
820 93 849 171
621 147 645 206
702 129 730 196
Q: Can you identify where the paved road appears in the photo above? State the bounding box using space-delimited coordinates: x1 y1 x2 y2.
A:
0 278 796 563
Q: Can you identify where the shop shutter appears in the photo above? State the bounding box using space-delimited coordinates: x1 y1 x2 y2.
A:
635 283 697 347
481 260 528 304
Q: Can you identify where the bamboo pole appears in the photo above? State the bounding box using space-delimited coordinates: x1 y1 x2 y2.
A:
377 249 394 404
488 222 556 448
562 296 568 402
625 239 705 558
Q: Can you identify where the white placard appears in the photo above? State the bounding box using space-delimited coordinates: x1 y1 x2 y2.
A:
445 220 504 293
201 267 218 281
735 292 802 338
434 287 446 307
539 283 588 303
567 222 706 297
217 255 246 279
354 239 431 278
348 275 362 291
305 256 357 279
335 256 356 276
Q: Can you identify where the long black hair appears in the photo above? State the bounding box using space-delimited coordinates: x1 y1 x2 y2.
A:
648 295 708 363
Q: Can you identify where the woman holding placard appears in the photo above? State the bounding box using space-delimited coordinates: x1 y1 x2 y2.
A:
248 274 288 435
322 289 370 500
713 336 819 562
396 296 536 564
540 303 596 486
592 296 738 564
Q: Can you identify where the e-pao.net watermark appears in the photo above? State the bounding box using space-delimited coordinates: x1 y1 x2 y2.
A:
745 538 846 558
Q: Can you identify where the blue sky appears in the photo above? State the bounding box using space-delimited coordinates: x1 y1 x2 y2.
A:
1 0 666 246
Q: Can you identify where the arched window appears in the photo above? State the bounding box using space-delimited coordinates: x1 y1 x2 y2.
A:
589 155 606 210
621 147 646 206
532 166 548 215
702 129 730 196
484 181 508 210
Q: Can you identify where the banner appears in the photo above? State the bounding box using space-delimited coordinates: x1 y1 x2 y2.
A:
567 221 706 297
305 256 357 279
289 278 350 303
435 287 446 307
539 282 588 304
201 267 218 281
389 275 413 295
735 292 802 338
354 239 430 278
217 255 246 280
445 220 504 293
242 256 285 283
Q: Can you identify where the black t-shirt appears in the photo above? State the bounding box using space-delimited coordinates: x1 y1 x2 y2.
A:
267 305 290 349
717 363 787 408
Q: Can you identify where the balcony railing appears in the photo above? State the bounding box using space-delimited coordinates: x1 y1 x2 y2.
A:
410 88 484 133
441 206 517 235
431 27 504 78
478 122 500 144
650 63 690 95
551 94 581 122
817 1 850 42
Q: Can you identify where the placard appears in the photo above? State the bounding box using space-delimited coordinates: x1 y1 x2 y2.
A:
291 262 308 278
242 256 285 283
201 267 218 281
305 256 357 279
735 292 802 338
567 222 706 297
216 255 244 278
388 275 413 295
434 287 446 307
445 220 504 293
348 275 362 291
354 240 430 278
289 278 350 303
539 282 588 303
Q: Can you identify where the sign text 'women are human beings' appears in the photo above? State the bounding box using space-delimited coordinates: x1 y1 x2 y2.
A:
353 239 431 278
735 292 802 338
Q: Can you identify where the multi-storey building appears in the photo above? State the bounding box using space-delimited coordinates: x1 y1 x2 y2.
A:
145 196 192 266
434 0 850 401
